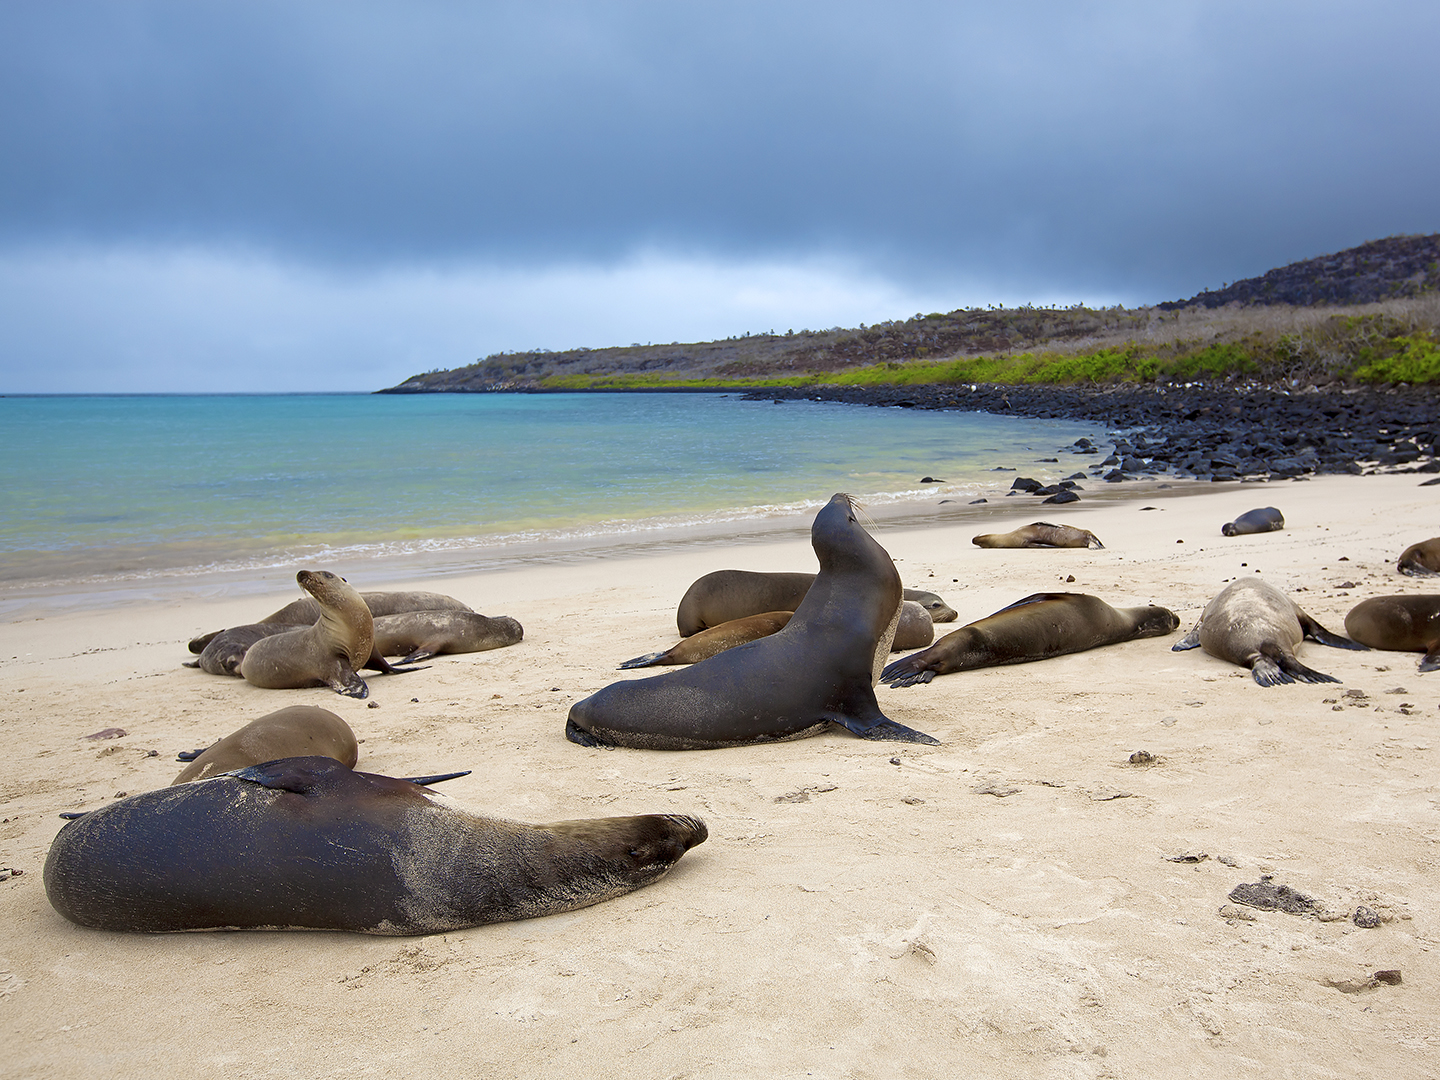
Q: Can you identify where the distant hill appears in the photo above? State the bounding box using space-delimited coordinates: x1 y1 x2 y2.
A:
1159 233 1440 310
380 234 1439 392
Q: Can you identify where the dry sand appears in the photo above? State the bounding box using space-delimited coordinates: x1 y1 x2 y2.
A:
2 474 1438 1078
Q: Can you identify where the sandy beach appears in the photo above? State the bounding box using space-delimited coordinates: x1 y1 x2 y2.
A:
3 473 1438 1078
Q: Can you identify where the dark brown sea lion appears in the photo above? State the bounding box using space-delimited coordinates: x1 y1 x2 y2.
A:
44 756 706 935
188 590 475 654
184 623 295 676
675 570 956 636
172 706 358 783
971 522 1104 550
1172 578 1366 685
881 593 1178 687
1344 595 1440 672
1397 538 1440 576
239 570 378 697
373 610 524 663
569 493 936 748
1221 507 1284 536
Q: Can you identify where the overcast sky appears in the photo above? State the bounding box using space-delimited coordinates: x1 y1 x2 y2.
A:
2 1 1436 393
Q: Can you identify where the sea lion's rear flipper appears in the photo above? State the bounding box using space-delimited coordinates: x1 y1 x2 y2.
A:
364 654 430 675
182 660 200 668
188 630 221 654
1172 623 1203 651
1297 612 1368 650
835 714 939 744
1419 643 1440 673
879 654 935 687
399 649 436 664
617 652 667 669
1254 645 1338 686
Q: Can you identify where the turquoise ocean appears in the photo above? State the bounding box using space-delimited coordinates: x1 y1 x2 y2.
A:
0 392 1103 609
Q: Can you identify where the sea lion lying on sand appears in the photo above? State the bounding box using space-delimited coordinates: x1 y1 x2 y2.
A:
1172 578 1366 685
1397 538 1440 576
882 593 1178 687
971 522 1104 550
1222 507 1284 536
188 589 474 654
1344 595 1440 672
675 570 956 636
172 706 358 783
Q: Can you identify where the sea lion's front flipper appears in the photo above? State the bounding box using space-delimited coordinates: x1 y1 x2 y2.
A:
331 671 370 698
399 770 472 786
565 717 613 747
365 654 431 675
1171 623 1203 651
399 649 436 664
995 592 1068 614
176 745 214 762
1297 613 1368 650
230 755 354 794
188 630 221 654
831 711 939 745
1418 643 1439 673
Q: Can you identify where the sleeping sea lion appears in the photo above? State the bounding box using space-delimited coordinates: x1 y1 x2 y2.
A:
240 570 379 697
881 593 1178 687
1344 595 1440 672
675 570 956 636
372 610 524 664
1397 538 1440 576
172 706 358 783
568 493 937 748
971 522 1104 549
1172 577 1366 685
45 756 706 935
1222 507 1284 536
184 623 295 676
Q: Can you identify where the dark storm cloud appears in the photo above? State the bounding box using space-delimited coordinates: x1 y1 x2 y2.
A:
4 1 1436 301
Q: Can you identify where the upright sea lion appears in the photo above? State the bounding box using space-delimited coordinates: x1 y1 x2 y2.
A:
675 570 956 636
881 593 1179 687
1397 538 1440 576
1172 578 1366 685
240 570 378 697
1222 507 1284 536
971 522 1105 549
188 590 475 654
45 756 706 935
172 706 358 783
1344 595 1440 672
569 494 937 749
372 610 524 664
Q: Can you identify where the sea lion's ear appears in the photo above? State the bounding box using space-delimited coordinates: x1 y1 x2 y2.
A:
230 755 351 794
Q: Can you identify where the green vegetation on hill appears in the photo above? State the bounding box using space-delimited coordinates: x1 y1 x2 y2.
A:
381 234 1440 393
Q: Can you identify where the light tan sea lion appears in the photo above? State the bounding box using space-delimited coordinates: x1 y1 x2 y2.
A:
882 593 1178 687
46 756 707 935
172 706 358 784
675 570 956 636
239 570 377 697
619 611 795 669
971 522 1104 550
1397 538 1440 576
1221 507 1284 536
569 494 936 748
1172 578 1366 685
1344 595 1440 672
372 610 524 663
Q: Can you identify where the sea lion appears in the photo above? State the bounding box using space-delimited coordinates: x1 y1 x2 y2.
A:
1344 595 1440 672
1397 538 1440 576
619 611 795 669
172 706 358 783
45 756 706 935
622 600 934 670
372 610 524 664
1171 578 1366 685
240 570 379 697
1222 507 1284 536
971 522 1104 550
184 623 295 676
188 590 475 654
881 593 1179 687
675 570 956 636
568 493 937 749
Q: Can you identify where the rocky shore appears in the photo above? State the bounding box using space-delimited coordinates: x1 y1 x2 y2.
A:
745 381 1440 483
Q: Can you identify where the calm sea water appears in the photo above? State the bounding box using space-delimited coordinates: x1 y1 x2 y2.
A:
0 392 1101 595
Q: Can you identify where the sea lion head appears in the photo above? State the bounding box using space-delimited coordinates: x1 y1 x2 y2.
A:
1134 605 1182 637
811 493 894 579
542 814 709 893
296 570 373 668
